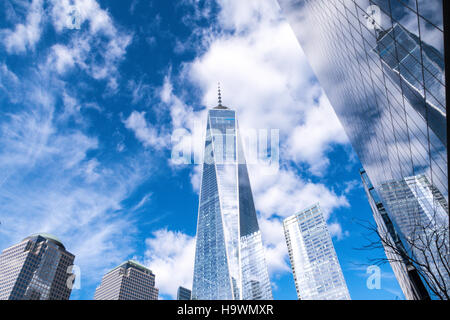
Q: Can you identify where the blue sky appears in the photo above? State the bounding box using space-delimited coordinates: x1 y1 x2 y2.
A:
0 0 405 300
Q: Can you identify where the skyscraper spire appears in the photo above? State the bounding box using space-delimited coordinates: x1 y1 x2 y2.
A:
213 82 228 109
217 82 222 106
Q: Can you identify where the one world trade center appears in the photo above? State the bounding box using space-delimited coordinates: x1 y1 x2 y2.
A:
192 88 273 300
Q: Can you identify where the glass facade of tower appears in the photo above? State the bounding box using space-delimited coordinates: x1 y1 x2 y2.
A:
360 169 430 300
192 106 272 300
0 233 75 300
277 0 447 200
375 23 446 146
377 174 449 296
94 260 159 300
283 204 350 300
278 0 448 298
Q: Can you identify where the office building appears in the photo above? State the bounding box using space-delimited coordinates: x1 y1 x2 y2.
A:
283 204 350 300
177 286 191 300
94 260 159 300
192 89 273 300
0 233 75 300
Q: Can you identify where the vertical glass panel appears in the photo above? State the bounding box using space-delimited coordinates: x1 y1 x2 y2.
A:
417 0 443 30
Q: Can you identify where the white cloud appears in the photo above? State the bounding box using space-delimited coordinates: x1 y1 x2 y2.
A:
49 44 77 74
285 94 349 175
0 63 21 103
144 229 196 299
128 79 153 106
0 81 153 284
190 164 203 192
248 165 349 220
343 179 361 194
130 192 153 212
328 222 350 240
159 75 207 168
1 0 131 89
0 113 146 282
217 0 281 33
124 111 169 150
0 63 19 84
0 0 148 290
50 0 116 35
259 217 290 274
0 0 44 54
47 0 132 89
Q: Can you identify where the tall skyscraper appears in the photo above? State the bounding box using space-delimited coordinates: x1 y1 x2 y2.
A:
283 204 350 300
177 286 191 300
192 89 273 300
277 0 448 298
94 260 159 300
0 233 75 300
360 169 430 300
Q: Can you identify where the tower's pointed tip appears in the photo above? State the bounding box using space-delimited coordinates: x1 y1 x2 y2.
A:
217 82 222 106
213 82 228 109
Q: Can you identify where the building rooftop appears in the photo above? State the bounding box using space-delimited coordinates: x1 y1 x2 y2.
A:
23 233 66 249
107 260 153 275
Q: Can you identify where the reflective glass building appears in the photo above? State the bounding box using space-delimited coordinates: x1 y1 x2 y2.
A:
375 23 446 146
94 260 159 300
283 204 350 300
377 174 449 296
278 0 448 298
192 98 273 300
0 233 75 300
360 169 430 300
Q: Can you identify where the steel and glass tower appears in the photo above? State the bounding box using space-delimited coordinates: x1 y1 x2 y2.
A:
283 204 350 300
192 87 273 300
276 0 447 197
0 233 75 300
277 0 448 298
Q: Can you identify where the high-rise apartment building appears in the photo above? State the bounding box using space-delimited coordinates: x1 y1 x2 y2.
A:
0 233 75 300
360 169 430 300
94 260 159 300
277 0 448 298
192 92 273 300
283 204 350 300
177 286 191 300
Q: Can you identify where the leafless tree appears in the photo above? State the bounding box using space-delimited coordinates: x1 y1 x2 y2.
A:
357 217 449 300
